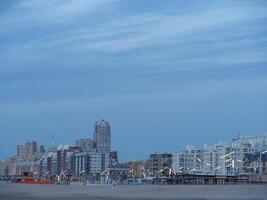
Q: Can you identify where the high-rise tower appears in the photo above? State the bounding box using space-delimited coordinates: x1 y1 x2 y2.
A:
17 141 37 159
93 119 111 153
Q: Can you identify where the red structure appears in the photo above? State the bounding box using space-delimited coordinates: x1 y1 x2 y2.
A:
17 172 53 185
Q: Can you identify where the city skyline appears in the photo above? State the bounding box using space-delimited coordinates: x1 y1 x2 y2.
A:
1 0 267 162
1 120 266 163
2 132 266 189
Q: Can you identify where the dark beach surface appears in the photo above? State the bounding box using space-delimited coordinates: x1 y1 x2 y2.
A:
0 183 267 200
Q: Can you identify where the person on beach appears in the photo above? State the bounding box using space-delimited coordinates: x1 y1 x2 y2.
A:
112 179 117 190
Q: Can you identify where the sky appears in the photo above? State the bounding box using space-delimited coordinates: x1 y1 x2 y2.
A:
0 0 267 162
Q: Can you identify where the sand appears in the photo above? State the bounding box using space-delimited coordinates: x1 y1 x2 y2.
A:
0 183 267 200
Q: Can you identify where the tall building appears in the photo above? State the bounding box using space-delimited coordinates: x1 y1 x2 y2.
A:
17 141 37 159
93 119 111 153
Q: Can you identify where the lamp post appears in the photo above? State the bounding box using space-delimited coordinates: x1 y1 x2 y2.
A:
259 150 267 177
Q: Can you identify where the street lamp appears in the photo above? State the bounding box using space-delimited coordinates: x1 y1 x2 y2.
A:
259 150 267 177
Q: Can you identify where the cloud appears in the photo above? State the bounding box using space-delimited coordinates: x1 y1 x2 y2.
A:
0 0 267 161
64 1 267 52
1 0 266 57
0 0 266 97
18 0 116 22
0 0 117 36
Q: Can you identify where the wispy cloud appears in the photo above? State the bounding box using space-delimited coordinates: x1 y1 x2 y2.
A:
1 1 266 57
0 0 117 35
0 0 266 94
0 0 267 161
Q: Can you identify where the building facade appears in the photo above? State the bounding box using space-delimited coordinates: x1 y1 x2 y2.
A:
148 153 172 174
93 119 111 153
17 141 37 159
74 150 109 176
75 138 94 152
129 160 150 178
173 146 203 175
202 140 261 175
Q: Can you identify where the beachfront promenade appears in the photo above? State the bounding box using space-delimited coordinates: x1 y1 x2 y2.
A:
0 184 267 200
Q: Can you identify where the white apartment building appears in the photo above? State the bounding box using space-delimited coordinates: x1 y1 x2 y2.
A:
173 146 203 174
202 140 260 176
202 146 213 175
232 135 267 151
172 152 183 173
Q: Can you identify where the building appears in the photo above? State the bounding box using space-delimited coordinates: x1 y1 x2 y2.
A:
202 143 240 175
264 160 267 175
148 153 172 174
39 145 79 178
74 152 90 176
109 151 118 167
172 152 184 174
129 160 150 178
75 150 109 176
38 145 45 154
56 145 80 176
201 140 260 176
50 153 57 176
0 159 11 176
75 138 94 152
212 143 230 175
87 149 109 174
232 134 267 151
17 141 37 159
104 163 129 184
39 148 109 178
172 134 266 176
93 119 111 153
174 146 203 174
243 152 259 174
202 146 213 175
2 155 41 178
14 160 40 178
39 152 56 179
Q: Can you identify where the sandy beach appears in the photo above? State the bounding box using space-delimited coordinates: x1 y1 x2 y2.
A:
0 183 267 200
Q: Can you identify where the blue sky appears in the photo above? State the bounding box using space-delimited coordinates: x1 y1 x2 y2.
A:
0 0 266 161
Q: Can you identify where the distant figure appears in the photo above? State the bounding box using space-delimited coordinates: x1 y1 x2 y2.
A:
112 180 117 190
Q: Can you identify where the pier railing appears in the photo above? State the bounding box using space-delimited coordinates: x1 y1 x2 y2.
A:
144 174 267 185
